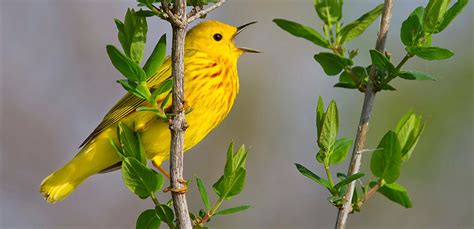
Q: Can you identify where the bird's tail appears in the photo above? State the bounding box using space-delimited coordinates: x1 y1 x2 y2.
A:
40 139 120 203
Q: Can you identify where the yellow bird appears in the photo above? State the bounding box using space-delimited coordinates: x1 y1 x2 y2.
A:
40 20 259 203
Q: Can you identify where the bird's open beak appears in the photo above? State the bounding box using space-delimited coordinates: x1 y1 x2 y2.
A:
233 21 261 53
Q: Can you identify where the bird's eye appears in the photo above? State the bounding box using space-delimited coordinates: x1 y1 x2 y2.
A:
213 33 223 41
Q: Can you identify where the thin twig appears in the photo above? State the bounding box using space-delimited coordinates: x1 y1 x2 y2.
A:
334 1 394 228
187 0 226 23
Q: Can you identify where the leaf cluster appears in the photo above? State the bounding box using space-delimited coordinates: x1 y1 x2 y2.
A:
108 9 171 120
275 0 466 92
192 143 251 227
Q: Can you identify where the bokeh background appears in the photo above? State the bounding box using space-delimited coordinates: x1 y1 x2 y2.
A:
1 0 473 228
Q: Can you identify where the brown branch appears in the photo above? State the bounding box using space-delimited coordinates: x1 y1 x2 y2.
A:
163 0 192 228
187 0 226 23
334 1 394 228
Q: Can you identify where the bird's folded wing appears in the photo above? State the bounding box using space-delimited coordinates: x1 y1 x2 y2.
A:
79 58 172 148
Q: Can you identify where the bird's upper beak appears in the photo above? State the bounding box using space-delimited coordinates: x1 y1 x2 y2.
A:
233 21 261 53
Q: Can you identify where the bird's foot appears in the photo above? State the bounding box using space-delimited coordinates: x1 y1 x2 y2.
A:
163 179 188 194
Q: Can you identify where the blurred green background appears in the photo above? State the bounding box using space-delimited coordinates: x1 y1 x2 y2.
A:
1 0 472 228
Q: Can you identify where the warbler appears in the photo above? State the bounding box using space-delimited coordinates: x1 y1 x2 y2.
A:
40 20 259 203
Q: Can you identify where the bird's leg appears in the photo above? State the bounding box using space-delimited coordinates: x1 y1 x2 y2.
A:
152 160 188 193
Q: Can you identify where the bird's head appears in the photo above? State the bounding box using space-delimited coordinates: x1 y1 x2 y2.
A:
185 20 260 59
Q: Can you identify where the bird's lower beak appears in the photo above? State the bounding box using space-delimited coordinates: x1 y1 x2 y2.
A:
233 21 261 54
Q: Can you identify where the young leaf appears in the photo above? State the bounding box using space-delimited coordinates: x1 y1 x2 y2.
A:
314 52 353 76
155 204 175 225
395 112 425 161
136 209 161 229
151 78 173 102
214 205 251 216
400 7 425 47
295 163 331 189
107 45 147 82
129 10 147 64
336 70 358 89
406 46 454 60
122 157 164 199
273 19 329 48
397 70 436 81
334 172 365 192
195 176 211 210
369 49 395 72
143 34 167 78
117 79 148 100
338 4 384 44
316 96 325 137
118 123 147 164
370 181 412 208
370 131 402 184
213 168 246 200
318 100 338 151
423 0 451 33
435 0 469 33
329 138 353 165
314 0 343 24
224 142 235 177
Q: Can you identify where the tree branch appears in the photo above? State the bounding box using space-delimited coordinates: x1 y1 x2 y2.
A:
187 0 226 23
334 1 394 228
163 0 192 228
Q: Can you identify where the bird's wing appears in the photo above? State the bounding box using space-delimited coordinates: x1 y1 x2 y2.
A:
79 57 172 148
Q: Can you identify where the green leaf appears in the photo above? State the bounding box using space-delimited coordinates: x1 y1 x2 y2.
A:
314 0 343 24
435 0 469 33
224 142 235 177
395 112 425 161
338 4 384 44
151 78 173 102
397 70 436 81
406 46 454 60
369 49 395 72
295 163 331 189
136 10 156 17
334 172 365 192
370 131 402 184
424 0 451 33
130 11 147 64
116 80 149 100
214 205 251 216
316 96 325 137
155 204 175 225
213 168 246 200
400 7 425 46
370 181 412 208
107 45 147 82
314 52 353 76
122 157 164 199
118 123 146 164
136 209 161 229
136 107 167 119
273 19 329 48
161 92 172 110
329 138 353 165
318 100 338 151
195 176 211 210
143 34 167 78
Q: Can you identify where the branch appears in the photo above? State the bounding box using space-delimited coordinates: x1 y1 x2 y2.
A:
162 0 192 228
187 0 226 23
334 1 394 228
